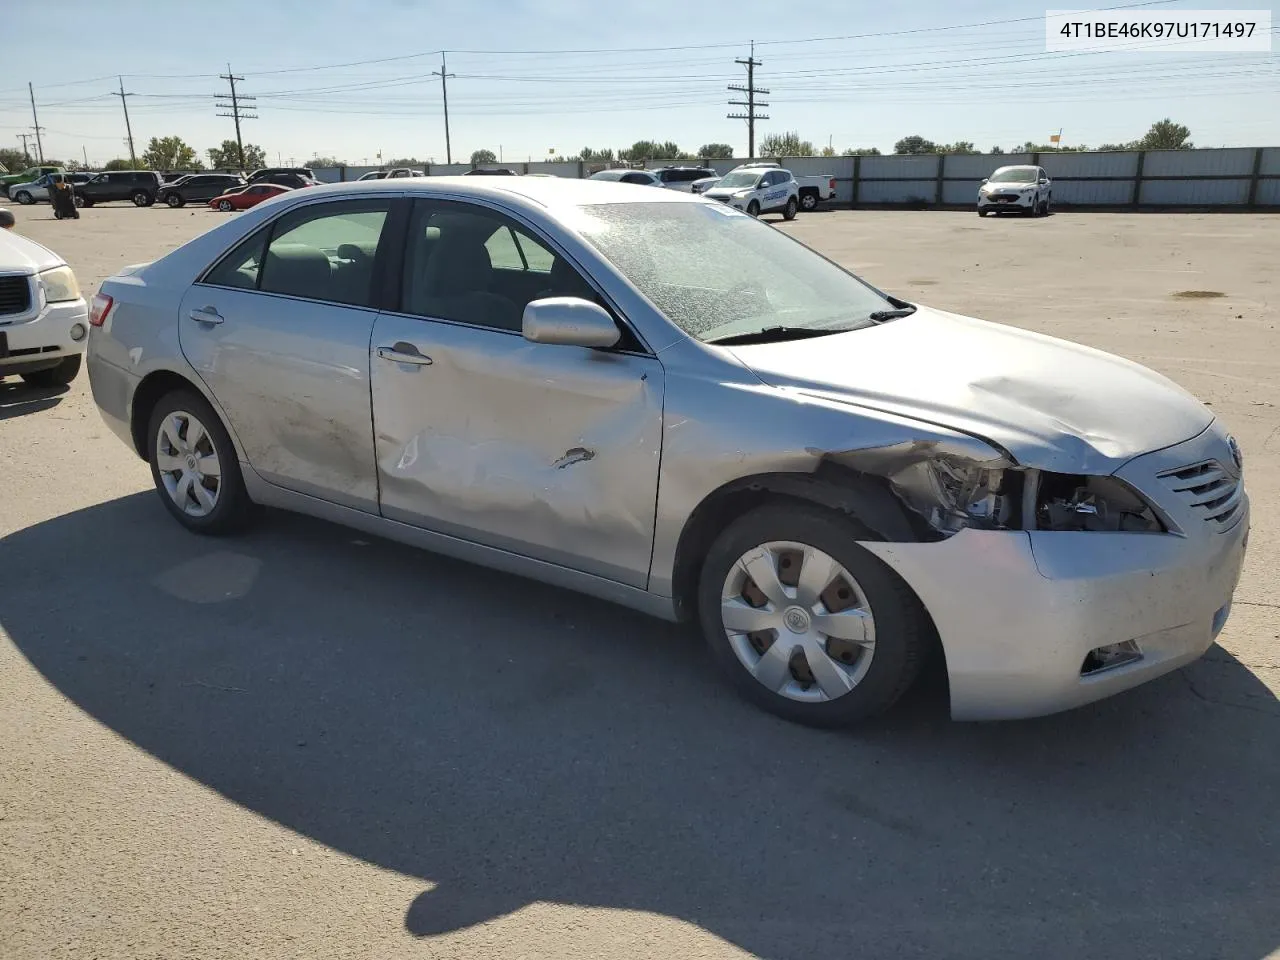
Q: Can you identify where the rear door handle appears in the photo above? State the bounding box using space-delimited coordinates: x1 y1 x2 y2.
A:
377 343 433 365
189 306 224 325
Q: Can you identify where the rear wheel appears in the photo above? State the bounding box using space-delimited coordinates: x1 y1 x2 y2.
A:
147 389 255 535
697 504 928 727
14 190 33 205
20 355 81 387
799 191 819 212
782 197 798 221
166 193 184 208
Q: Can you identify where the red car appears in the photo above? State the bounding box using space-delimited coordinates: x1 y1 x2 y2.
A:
209 182 291 211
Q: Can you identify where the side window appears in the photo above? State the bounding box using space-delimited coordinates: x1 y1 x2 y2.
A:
401 201 593 333
203 229 268 291
258 200 390 307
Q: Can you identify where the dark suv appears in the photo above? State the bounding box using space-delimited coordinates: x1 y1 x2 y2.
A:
248 167 315 184
650 166 719 192
156 173 247 208
76 171 165 207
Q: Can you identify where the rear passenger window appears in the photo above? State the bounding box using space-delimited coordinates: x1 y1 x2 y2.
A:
259 201 389 307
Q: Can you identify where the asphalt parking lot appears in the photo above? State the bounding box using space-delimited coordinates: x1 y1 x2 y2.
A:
2 202 1277 960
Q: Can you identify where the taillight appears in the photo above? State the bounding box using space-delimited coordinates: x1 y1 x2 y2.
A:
88 292 113 327
829 178 836 190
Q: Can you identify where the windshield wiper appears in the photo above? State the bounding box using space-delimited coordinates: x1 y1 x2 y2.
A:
706 325 854 346
867 305 917 323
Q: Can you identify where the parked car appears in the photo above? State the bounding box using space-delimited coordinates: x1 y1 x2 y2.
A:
157 174 248 208
85 177 1248 727
703 167 799 219
723 162 836 211
76 170 165 207
650 166 718 193
248 167 315 184
209 182 291 211
0 225 87 386
978 165 1052 216
691 176 721 194
252 172 322 189
7 172 93 204
587 168 664 187
1 165 63 198
463 168 517 176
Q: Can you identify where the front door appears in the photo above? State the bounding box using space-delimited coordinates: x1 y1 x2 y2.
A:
370 199 664 588
179 197 395 513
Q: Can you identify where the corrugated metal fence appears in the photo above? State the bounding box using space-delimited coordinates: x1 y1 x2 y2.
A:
313 147 1280 210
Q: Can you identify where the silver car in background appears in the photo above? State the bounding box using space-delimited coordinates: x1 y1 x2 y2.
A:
978 164 1053 216
86 177 1246 726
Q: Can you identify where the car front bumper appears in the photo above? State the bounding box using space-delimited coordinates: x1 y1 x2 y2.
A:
861 428 1249 720
0 295 89 374
978 192 1036 211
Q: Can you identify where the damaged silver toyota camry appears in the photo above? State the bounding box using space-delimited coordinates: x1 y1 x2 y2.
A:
86 177 1248 726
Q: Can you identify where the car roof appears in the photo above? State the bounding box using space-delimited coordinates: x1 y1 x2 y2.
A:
271 175 704 215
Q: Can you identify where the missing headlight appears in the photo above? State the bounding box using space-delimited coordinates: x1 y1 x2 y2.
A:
889 457 1015 535
1035 475 1164 533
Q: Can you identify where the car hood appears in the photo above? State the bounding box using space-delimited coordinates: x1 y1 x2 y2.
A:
704 186 752 198
982 182 1034 191
0 229 64 274
726 305 1213 475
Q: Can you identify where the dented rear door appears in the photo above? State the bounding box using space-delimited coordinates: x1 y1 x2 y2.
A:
369 313 664 587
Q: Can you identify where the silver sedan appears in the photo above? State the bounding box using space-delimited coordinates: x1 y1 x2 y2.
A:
85 177 1248 726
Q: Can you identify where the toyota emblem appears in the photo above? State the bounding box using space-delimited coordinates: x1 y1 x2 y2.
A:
1228 435 1243 471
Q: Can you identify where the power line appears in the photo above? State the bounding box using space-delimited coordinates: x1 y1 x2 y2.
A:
216 65 257 170
727 43 768 158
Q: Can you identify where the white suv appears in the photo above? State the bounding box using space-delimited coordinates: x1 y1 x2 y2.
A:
978 165 1052 216
0 228 88 386
702 167 799 219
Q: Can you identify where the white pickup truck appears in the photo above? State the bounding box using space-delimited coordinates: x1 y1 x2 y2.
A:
698 162 837 213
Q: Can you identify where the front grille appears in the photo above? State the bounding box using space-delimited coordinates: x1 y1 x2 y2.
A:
0 275 32 317
1158 460 1243 530
992 195 1019 203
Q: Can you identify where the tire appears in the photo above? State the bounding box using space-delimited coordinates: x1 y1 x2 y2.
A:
799 191 818 212
217 199 233 212
73 193 85 208
146 388 255 535
977 209 988 217
132 191 152 207
79 196 94 208
20 354 81 387
747 200 760 217
697 503 928 727
782 197 798 221
14 191 33 205
165 193 184 208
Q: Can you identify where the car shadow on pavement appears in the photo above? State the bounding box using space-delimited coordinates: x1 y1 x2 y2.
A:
0 380 67 420
2 492 1277 960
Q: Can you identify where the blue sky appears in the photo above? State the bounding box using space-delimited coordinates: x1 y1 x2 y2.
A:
1 0 1276 167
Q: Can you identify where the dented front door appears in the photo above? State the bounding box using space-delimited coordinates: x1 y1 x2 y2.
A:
369 314 664 588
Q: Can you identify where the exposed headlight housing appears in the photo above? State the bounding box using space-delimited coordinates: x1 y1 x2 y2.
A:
39 265 81 303
887 457 1164 536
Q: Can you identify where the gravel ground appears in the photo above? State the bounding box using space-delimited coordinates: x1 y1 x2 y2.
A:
2 202 1277 960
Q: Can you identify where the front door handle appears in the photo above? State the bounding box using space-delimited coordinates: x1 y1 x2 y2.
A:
189 306 224 325
377 343 433 365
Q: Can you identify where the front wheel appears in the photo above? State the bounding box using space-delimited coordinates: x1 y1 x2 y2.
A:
799 192 818 212
165 194 184 208
73 193 85 207
217 199 233 212
977 208 988 217
697 504 928 727
746 200 760 217
14 191 33 205
782 197 798 221
147 389 255 534
20 355 81 387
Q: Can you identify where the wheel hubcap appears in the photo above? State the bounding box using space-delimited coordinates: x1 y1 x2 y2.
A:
155 411 222 518
721 541 876 703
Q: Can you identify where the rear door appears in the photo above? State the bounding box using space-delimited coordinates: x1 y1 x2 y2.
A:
179 196 399 512
368 198 664 587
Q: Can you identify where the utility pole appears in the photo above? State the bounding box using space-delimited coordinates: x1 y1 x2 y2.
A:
727 42 768 159
112 76 138 167
16 134 32 165
432 53 455 165
28 83 44 163
82 145 89 169
216 64 257 171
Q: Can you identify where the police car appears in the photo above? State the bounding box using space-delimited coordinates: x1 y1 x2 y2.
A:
702 164 799 219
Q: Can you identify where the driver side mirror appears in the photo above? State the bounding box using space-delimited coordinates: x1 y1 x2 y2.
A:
1039 177 1049 184
522 297 620 348
980 177 989 184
